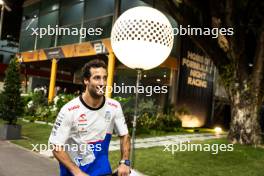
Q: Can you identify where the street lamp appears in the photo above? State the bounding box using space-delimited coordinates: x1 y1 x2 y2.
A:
0 0 11 40
0 0 4 40
111 6 174 168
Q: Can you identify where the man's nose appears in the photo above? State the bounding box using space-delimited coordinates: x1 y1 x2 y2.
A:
99 78 106 85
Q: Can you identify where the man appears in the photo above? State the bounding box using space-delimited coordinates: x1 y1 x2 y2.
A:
49 59 131 176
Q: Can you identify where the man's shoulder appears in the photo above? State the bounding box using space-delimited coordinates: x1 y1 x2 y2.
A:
105 98 121 109
60 96 82 112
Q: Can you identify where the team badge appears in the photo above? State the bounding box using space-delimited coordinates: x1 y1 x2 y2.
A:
104 111 111 122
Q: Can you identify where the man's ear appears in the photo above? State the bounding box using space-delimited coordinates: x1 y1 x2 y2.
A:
83 78 90 85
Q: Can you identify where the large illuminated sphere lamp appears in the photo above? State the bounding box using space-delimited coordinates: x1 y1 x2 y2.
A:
111 6 174 70
111 6 174 168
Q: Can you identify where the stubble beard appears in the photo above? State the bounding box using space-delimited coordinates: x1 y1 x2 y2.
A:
88 86 104 99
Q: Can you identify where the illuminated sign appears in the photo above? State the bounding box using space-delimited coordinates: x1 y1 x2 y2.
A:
177 37 214 127
182 51 214 88
44 48 65 59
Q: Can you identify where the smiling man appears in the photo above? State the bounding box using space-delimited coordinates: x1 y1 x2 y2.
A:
49 59 131 176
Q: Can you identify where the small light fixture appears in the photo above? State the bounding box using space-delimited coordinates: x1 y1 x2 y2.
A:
156 78 161 82
214 127 222 134
143 74 147 78
248 63 253 67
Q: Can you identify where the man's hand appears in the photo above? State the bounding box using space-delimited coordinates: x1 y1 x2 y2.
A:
73 169 89 176
74 172 89 176
117 164 130 176
52 147 89 176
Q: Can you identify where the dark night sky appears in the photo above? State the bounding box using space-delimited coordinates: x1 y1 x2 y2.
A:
2 0 24 41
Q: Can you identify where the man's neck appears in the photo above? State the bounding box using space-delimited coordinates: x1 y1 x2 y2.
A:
82 91 104 109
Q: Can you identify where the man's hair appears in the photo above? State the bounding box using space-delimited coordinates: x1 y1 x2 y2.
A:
82 59 107 80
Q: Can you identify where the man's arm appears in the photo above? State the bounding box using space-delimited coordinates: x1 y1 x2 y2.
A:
117 134 131 176
52 146 88 176
120 134 131 160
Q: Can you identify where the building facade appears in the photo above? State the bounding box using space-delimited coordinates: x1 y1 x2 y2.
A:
18 0 227 128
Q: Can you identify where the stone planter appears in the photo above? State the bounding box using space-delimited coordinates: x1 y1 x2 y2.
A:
0 124 21 140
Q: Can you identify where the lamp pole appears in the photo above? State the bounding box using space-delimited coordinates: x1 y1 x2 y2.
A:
0 3 4 40
110 6 174 170
130 69 142 168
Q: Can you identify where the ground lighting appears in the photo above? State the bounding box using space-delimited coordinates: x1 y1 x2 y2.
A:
214 127 222 134
111 6 174 168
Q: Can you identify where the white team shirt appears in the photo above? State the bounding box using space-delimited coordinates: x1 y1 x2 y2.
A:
49 96 128 175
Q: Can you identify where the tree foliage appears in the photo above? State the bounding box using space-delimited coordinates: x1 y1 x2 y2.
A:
0 58 23 124
155 0 264 144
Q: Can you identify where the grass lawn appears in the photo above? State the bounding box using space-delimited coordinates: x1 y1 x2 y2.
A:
9 120 53 149
1 118 219 146
110 138 264 176
2 118 264 175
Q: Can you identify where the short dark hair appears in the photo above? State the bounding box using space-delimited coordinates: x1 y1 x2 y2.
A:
82 59 107 80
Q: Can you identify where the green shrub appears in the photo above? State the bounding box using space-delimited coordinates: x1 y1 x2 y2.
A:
114 97 158 129
31 105 56 123
0 58 23 124
23 92 75 123
24 91 48 116
137 112 157 129
156 113 182 132
113 96 134 128
137 112 182 132
55 93 75 111
177 106 191 115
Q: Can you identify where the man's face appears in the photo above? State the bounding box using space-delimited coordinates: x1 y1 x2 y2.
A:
84 67 107 98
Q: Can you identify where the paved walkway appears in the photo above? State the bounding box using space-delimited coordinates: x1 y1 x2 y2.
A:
109 133 226 151
0 133 226 176
0 140 59 176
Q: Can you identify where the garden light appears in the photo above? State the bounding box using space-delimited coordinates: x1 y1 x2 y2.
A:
214 127 222 134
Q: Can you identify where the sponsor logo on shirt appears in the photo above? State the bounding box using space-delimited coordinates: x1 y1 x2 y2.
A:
78 113 88 132
51 130 57 136
107 102 118 108
104 111 111 122
78 114 87 122
68 105 80 111
78 127 87 132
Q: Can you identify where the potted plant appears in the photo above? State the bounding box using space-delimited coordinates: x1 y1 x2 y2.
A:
0 58 23 140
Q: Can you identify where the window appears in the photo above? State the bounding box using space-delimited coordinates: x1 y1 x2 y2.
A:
60 0 84 7
23 3 40 19
84 16 112 42
0 54 3 63
37 11 59 49
57 24 81 46
40 0 59 15
121 0 153 13
84 0 114 20
59 2 84 26
19 17 38 51
20 3 40 51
